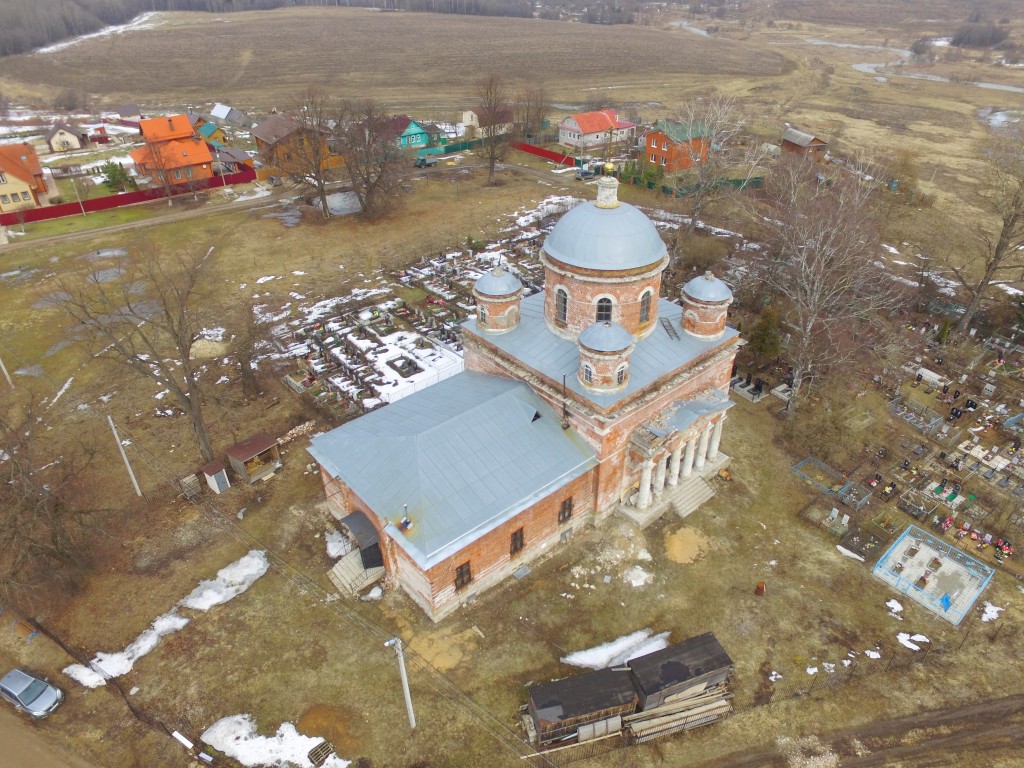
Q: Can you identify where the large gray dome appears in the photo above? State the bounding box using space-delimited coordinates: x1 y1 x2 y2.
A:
474 266 522 297
579 321 634 353
683 271 733 303
543 180 666 272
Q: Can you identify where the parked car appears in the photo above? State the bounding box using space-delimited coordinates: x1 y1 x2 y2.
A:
0 669 64 719
413 156 439 168
575 169 596 181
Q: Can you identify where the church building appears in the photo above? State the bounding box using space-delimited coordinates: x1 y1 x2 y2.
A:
309 177 741 621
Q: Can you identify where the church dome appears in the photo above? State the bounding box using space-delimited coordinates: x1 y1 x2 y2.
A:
579 321 634 353
473 266 522 297
542 177 667 272
683 271 733 303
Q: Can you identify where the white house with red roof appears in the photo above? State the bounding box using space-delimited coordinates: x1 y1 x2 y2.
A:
558 109 637 150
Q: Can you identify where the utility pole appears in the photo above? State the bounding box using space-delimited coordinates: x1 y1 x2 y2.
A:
108 415 142 497
0 351 12 388
384 637 416 730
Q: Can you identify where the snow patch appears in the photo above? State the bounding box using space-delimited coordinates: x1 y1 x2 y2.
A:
325 530 349 559
35 12 162 54
180 550 270 611
896 632 930 651
201 714 350 768
623 565 653 587
981 602 1005 622
836 545 865 562
561 629 670 670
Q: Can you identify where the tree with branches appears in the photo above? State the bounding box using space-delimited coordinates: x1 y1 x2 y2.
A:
59 246 217 463
282 87 338 219
512 86 550 143
751 156 907 415
475 74 512 184
335 99 405 219
0 399 102 607
950 124 1024 334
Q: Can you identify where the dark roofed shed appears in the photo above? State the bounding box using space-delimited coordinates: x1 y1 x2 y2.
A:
226 433 281 483
627 632 733 710
528 668 638 744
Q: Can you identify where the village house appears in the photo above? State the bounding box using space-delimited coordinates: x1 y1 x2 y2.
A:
45 123 89 153
309 176 741 621
781 127 828 163
462 108 513 140
210 102 246 127
0 143 48 213
186 110 226 145
559 109 636 151
130 114 214 185
642 120 710 174
385 116 431 149
251 113 340 177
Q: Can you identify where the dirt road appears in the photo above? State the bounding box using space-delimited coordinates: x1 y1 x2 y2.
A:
697 692 1024 767
0 707 98 768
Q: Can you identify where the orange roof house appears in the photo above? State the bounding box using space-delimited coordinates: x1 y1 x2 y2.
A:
559 109 637 151
0 143 48 213
130 114 214 184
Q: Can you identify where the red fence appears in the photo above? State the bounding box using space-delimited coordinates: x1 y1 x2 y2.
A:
510 142 577 167
0 166 257 227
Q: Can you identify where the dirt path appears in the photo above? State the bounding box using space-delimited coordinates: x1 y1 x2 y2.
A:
697 693 1024 767
0 707 98 768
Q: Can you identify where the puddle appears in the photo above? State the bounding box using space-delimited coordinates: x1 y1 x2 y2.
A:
91 266 125 283
664 526 709 564
80 248 128 261
32 291 71 308
261 207 303 227
14 364 44 377
44 339 74 357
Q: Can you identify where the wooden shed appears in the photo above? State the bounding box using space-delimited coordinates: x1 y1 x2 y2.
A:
627 632 733 711
781 127 828 163
226 434 282 484
528 668 638 746
201 460 231 494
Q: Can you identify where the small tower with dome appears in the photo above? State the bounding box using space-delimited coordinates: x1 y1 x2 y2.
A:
577 321 634 392
472 265 523 334
681 271 733 339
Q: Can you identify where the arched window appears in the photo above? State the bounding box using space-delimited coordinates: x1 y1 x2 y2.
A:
583 364 593 384
639 291 652 324
556 289 568 325
616 366 627 385
479 305 487 325
596 298 612 323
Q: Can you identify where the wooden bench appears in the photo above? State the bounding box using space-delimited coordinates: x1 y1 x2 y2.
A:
13 619 38 642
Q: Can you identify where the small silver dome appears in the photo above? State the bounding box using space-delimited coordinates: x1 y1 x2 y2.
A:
474 266 522 297
683 271 733 303
579 321 634 353
542 181 666 272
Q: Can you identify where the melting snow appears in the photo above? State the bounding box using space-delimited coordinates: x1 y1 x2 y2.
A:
981 602 1005 622
256 275 279 284
623 565 653 587
897 632 930 651
865 649 881 659
561 629 670 669
887 599 904 618
35 12 162 54
180 551 270 611
325 530 349 559
836 545 865 562
202 714 349 768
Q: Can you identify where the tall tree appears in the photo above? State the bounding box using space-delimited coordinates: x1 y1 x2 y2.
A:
752 156 906 415
475 74 511 184
335 99 404 219
950 124 1024 334
284 87 337 219
59 246 217 463
512 86 550 143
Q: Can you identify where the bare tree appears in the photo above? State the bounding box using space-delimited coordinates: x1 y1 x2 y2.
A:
513 86 550 143
668 93 769 238
0 399 101 607
751 157 907 415
475 74 512 184
951 124 1024 334
59 247 217 463
335 99 404 219
232 302 268 399
284 87 338 219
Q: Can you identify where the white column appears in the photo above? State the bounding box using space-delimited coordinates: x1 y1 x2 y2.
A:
667 442 683 486
682 437 697 478
708 416 725 462
653 453 667 494
695 424 712 470
638 460 654 509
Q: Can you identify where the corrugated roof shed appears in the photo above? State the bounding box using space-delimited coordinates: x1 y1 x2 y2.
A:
463 293 739 411
308 372 598 569
226 433 278 461
529 668 638 726
782 127 826 147
627 632 733 697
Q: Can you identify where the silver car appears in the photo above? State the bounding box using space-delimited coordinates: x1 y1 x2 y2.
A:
0 668 64 718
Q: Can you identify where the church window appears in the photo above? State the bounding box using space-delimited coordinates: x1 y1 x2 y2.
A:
479 305 487 325
616 366 626 385
510 528 525 556
455 561 473 590
640 291 652 324
558 497 574 524
583 364 593 384
556 288 568 325
596 298 612 323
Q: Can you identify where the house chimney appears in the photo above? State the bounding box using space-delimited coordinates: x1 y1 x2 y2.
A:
168 116 174 131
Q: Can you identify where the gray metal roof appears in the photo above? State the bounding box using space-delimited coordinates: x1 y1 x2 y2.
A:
308 372 597 569
782 127 825 148
579 321 634 353
683 271 733 303
542 200 667 272
650 391 733 437
474 267 523 297
464 292 739 411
